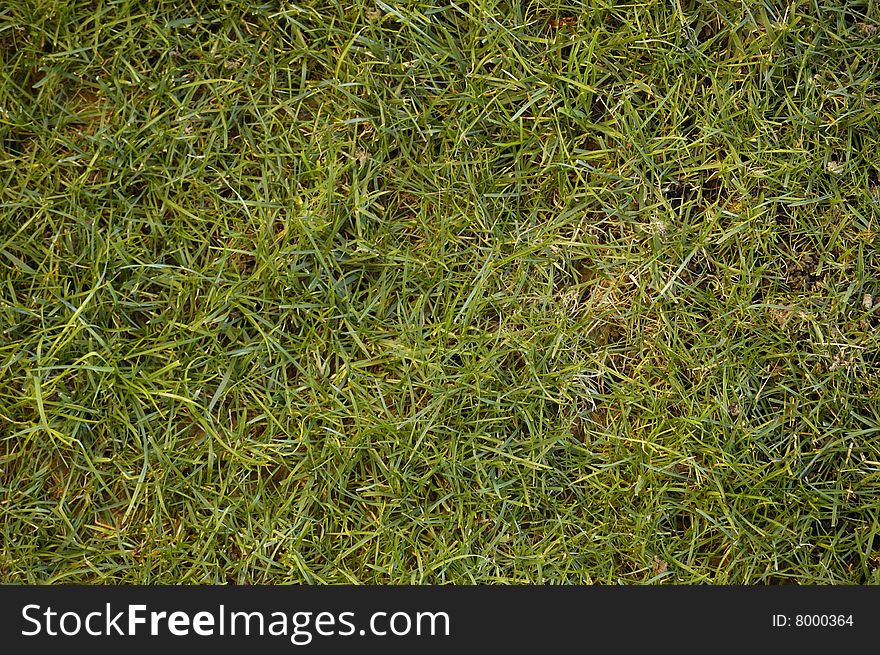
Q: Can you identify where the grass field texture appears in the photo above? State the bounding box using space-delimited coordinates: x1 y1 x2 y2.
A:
2 0 880 583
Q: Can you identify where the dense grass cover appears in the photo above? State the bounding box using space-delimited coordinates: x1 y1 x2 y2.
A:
1 0 880 583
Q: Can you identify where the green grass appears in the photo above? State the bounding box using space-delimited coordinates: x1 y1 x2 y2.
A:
2 0 880 584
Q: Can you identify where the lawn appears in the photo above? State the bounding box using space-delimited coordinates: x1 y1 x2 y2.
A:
2 0 880 584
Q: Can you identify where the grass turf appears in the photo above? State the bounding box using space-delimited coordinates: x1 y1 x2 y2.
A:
2 0 880 584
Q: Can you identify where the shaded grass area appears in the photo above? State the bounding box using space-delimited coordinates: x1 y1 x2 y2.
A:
1 0 880 583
